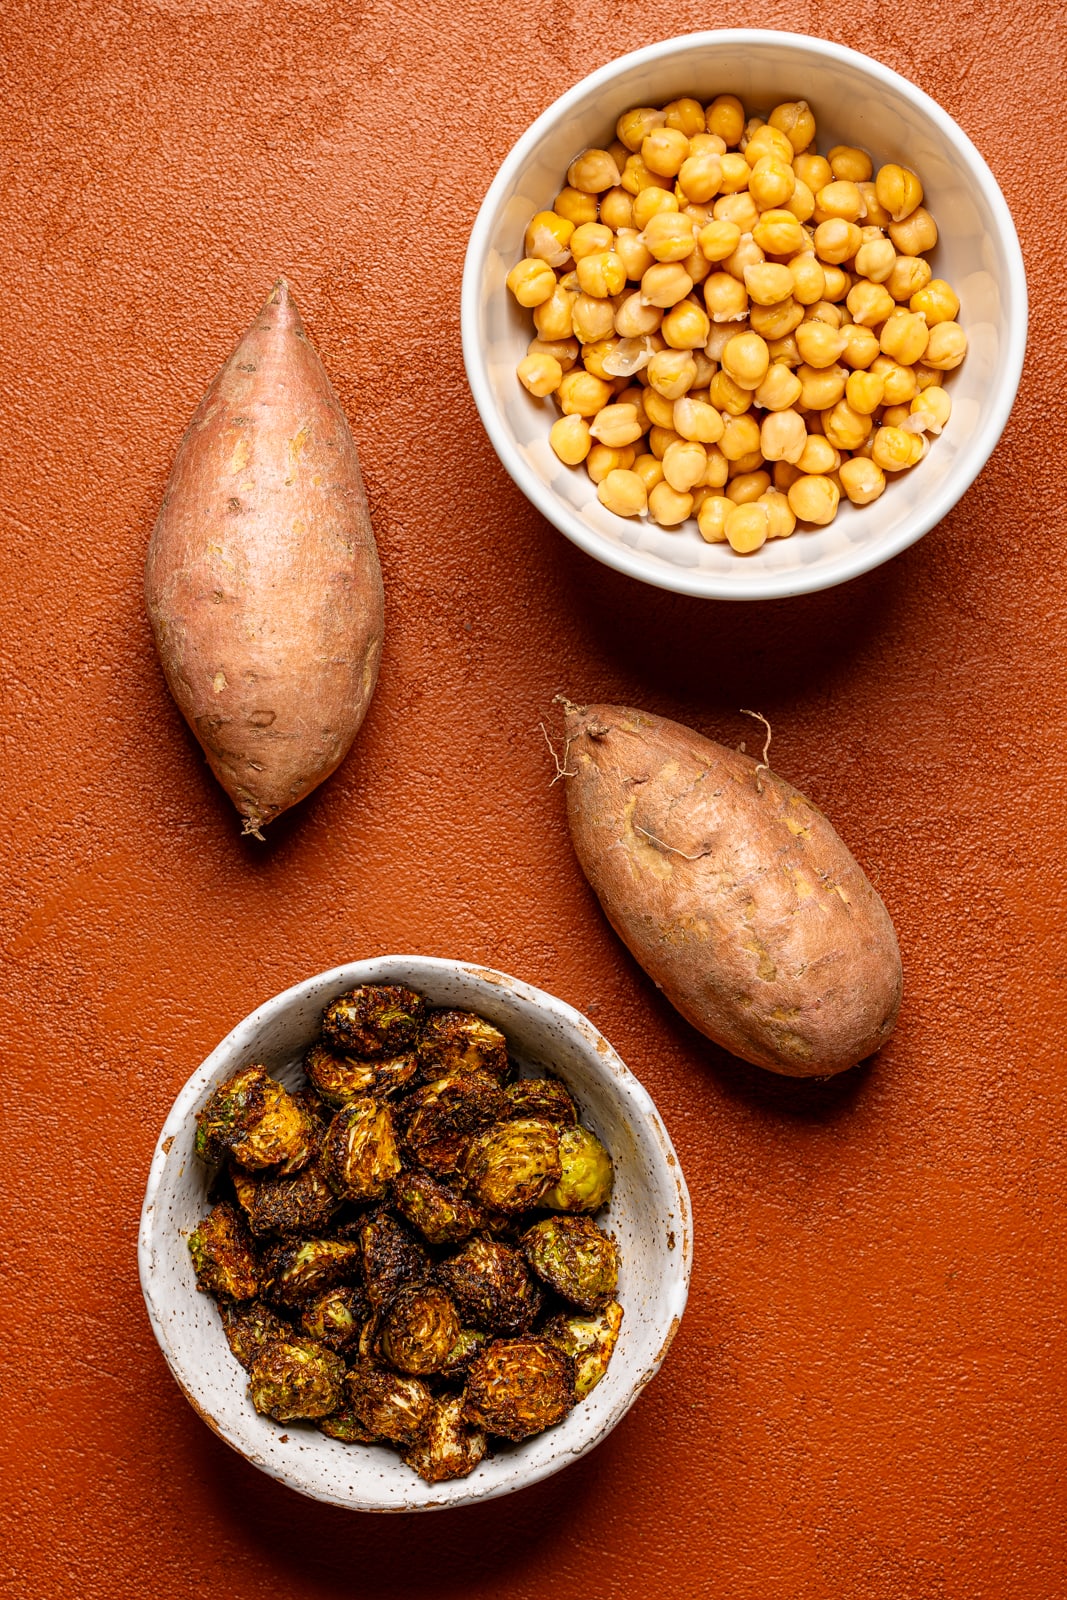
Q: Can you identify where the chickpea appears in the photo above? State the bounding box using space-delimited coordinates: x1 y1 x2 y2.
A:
813 218 863 264
662 438 709 492
785 177 816 223
632 452 665 491
524 210 575 266
875 163 923 222
838 456 886 505
923 321 968 370
706 95 746 147
585 442 636 483
787 473 840 525
821 265 852 302
743 261 795 305
698 218 742 262
678 152 724 203
823 399 872 451
718 152 752 194
648 481 694 526
697 493 733 542
794 152 831 192
703 445 730 487
798 362 848 409
768 99 816 154
589 403 645 447
754 363 803 411
640 211 697 262
642 262 695 308
614 229 655 282
869 355 918 404
857 180 891 228
845 369 886 415
752 209 807 257
617 106 667 152
723 233 765 283
555 186 600 225
910 279 960 325
703 271 749 323
642 387 678 428
664 97 707 138
720 412 762 461
726 469 772 505
614 291 662 338
888 205 938 255
879 309 930 366
506 257 559 307
568 148 622 194
528 336 579 372
647 424 682 460
840 323 881 370
910 385 952 432
661 299 711 350
597 468 648 517
789 253 826 306
854 237 896 284
795 434 840 475
533 284 576 341
580 338 624 380
760 408 807 463
647 348 697 400
642 127 691 178
713 191 759 232
572 293 618 344
549 414 592 465
744 125 793 167
847 280 895 327
761 488 797 538
813 180 865 224
632 185 679 229
722 330 770 390
795 320 849 368
749 298 805 341
517 353 563 396
871 426 924 470
577 252 627 299
749 156 795 210
682 246 713 287
828 144 873 183
674 397 725 443
600 186 634 230
620 153 672 196
725 500 770 552
558 368 614 416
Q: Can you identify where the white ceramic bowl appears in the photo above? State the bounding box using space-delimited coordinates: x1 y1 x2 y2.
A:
462 29 1027 599
139 957 691 1512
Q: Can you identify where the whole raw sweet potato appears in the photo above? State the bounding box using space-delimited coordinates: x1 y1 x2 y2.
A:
561 701 902 1077
145 280 384 837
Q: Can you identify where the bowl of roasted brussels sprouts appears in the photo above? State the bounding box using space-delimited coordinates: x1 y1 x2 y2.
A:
138 957 691 1510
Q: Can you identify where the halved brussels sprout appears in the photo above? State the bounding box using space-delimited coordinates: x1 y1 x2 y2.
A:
358 1211 431 1307
402 1394 488 1483
196 1065 315 1175
322 1099 401 1202
541 1124 614 1213
299 1285 366 1352
463 1338 576 1441
232 1157 341 1238
505 1076 578 1125
390 1170 485 1246
378 1284 461 1375
266 1237 362 1306
345 1361 433 1444
543 1301 623 1398
402 1072 511 1178
322 985 426 1059
305 1044 418 1106
462 1117 561 1212
437 1327 487 1383
437 1237 543 1337
417 1010 510 1083
521 1216 618 1311
218 1299 292 1370
188 1202 259 1301
318 1401 379 1444
248 1336 345 1421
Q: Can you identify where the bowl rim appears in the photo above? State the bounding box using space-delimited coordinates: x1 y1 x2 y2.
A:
138 955 692 1512
461 27 1029 600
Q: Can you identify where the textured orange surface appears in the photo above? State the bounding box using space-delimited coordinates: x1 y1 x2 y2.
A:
2 1 1065 1595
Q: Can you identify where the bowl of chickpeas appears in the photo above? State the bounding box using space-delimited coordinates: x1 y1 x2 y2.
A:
461 29 1026 598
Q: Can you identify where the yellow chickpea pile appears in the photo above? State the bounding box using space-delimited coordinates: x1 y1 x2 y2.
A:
506 95 967 555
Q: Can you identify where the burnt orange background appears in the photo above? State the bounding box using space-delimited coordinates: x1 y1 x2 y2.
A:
3 1 1065 1595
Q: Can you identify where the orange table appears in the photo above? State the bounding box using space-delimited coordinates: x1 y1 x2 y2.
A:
3 4 1064 1595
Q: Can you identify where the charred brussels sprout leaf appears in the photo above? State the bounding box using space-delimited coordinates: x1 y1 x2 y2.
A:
462 1117 562 1213
218 1300 292 1369
345 1361 433 1444
248 1336 345 1421
358 1211 431 1307
318 1401 379 1444
402 1394 488 1483
521 1216 618 1311
267 1238 362 1306
379 1284 462 1375
438 1327 488 1382
195 1065 315 1175
543 1301 623 1398
464 1338 576 1441
390 1170 485 1245
232 1157 341 1238
505 1076 578 1125
298 1285 367 1352
417 1010 510 1083
541 1124 614 1213
305 1043 418 1106
437 1237 544 1336
323 1099 402 1202
188 1202 259 1301
402 1072 511 1178
322 985 427 1060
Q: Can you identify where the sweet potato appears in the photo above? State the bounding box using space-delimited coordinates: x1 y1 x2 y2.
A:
560 701 902 1077
145 280 384 837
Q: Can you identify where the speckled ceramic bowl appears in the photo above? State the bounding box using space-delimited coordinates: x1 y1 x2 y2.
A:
138 956 691 1512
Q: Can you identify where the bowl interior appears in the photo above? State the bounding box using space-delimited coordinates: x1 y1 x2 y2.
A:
463 30 1026 598
139 958 691 1511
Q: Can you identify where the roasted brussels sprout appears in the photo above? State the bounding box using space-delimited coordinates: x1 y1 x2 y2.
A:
305 1043 418 1106
266 1237 362 1306
322 985 427 1059
402 1394 488 1483
438 1326 488 1382
521 1216 618 1311
358 1210 430 1307
463 1338 576 1441
219 1299 293 1369
196 1065 315 1175
248 1336 345 1421
188 1202 260 1301
437 1237 544 1336
402 1071 511 1177
318 1401 378 1443
417 1010 510 1083
543 1301 623 1398
505 1075 578 1125
462 1117 562 1212
390 1170 485 1245
378 1284 461 1375
345 1361 433 1444
232 1156 341 1238
541 1124 614 1213
299 1285 366 1352
322 1099 401 1202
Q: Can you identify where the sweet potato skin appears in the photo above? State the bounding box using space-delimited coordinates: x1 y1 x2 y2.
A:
562 702 902 1077
145 280 384 836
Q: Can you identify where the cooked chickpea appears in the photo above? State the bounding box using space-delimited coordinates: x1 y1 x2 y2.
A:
813 218 863 264
910 385 952 431
585 442 636 483
682 246 712 287
847 280 895 327
820 265 851 302
674 397 725 443
617 106 667 152
827 144 872 183
597 468 648 516
749 156 795 210
838 456 886 505
722 232 764 283
725 500 770 552
640 211 697 262
910 279 960 325
879 309 929 365
589 403 645 447
798 361 848 409
662 438 708 492
568 148 622 194
706 94 746 147
814 180 865 224
678 153 723 203
787 473 840 524
794 152 831 192
743 261 795 306
844 369 885 414
749 298 804 341
632 452 664 491
744 125 793 167
875 163 923 222
869 355 918 403
506 257 558 307
761 488 797 538
642 386 678 428
788 253 825 306
713 192 759 234
854 237 896 284
773 460 803 492
720 412 762 461
697 493 732 542
889 206 938 255
768 99 816 154
549 413 592 465
872 425 924 470
664 97 706 137
795 320 849 368
760 408 807 463
765 333 801 367
555 186 600 225
598 187 633 231
879 404 911 429
533 284 576 341
577 252 627 299
558 369 614 416
528 336 579 372
702 445 730 487
785 178 816 223
840 323 881 370
754 363 803 410
885 254 932 303
524 210 575 266
751 209 807 257
726 469 772 505
662 299 711 350
722 331 770 390
796 434 840 475
823 399 872 451
718 152 752 193
620 154 671 196
703 271 749 323
922 321 968 370
697 218 742 263
517 353 563 396
572 293 617 344
643 127 690 178
647 348 697 399
708 369 751 415
648 481 694 525
580 338 623 380
642 262 695 307
614 290 662 338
